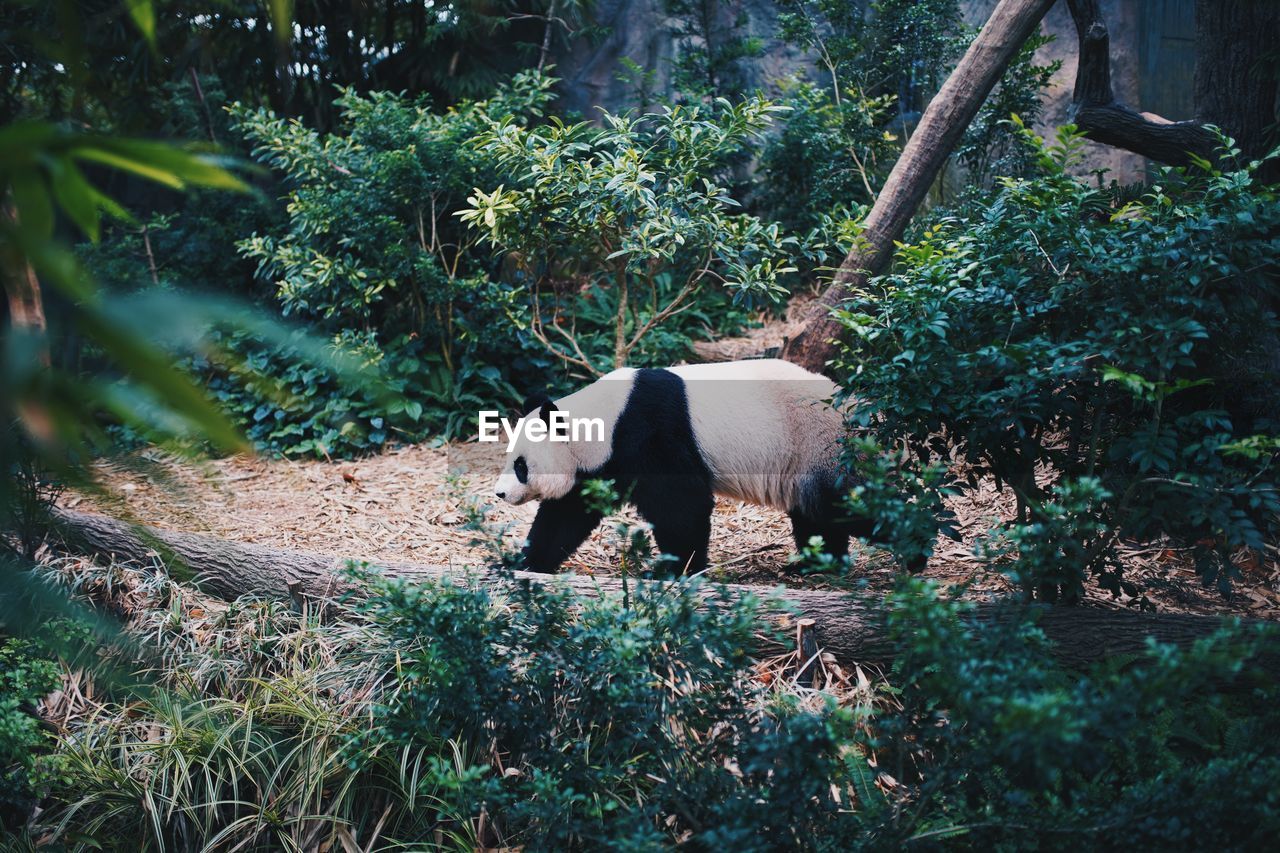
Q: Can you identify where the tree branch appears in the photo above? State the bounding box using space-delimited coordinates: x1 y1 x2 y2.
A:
1064 0 1219 167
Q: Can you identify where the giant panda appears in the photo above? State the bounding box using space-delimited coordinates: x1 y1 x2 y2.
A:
492 359 878 574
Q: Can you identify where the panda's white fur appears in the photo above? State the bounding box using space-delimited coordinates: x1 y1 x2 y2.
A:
493 359 857 573
669 360 842 514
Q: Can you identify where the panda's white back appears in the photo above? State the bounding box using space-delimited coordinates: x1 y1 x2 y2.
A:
668 360 845 511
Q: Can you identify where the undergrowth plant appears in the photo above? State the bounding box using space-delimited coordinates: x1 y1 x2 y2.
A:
0 627 73 831
865 578 1280 848
224 71 558 455
461 96 798 375
23 554 1280 851
835 124 1280 600
31 561 474 852
356 568 853 849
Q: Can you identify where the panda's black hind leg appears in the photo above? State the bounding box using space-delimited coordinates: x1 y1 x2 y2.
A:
789 511 850 562
632 483 714 575
521 490 604 573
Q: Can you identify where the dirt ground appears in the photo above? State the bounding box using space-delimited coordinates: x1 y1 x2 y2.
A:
71 437 1280 621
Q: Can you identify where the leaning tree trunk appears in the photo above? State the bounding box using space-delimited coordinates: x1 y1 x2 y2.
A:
782 0 1058 375
52 508 1280 679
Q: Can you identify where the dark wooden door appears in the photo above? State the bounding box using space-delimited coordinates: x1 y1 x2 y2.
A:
1139 0 1197 121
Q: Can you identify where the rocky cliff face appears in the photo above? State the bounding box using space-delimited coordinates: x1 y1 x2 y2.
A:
550 0 1149 182
550 0 816 118
968 0 1146 183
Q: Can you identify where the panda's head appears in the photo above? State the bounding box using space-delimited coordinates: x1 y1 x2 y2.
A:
494 398 576 505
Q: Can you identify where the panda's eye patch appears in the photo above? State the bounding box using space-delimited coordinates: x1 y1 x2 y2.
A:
514 456 528 484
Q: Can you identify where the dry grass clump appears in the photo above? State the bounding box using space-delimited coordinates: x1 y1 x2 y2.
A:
30 556 475 852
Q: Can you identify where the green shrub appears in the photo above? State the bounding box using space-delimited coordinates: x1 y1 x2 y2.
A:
198 327 516 457
461 95 797 375
755 79 897 234
0 633 62 829
835 125 1280 599
866 578 1280 848
21 555 1280 849
357 568 853 849
220 71 558 456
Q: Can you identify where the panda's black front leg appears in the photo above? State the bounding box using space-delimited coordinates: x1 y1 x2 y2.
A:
521 489 604 573
632 481 714 575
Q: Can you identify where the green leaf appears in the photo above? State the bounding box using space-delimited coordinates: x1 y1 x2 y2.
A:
9 170 54 239
48 156 101 241
268 0 293 45
94 139 249 191
75 304 249 454
71 146 184 189
122 0 155 45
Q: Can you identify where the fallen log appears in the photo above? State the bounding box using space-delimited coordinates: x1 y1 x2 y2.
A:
52 508 1278 676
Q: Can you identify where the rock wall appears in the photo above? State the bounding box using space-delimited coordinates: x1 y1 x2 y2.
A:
966 0 1147 182
551 0 1155 183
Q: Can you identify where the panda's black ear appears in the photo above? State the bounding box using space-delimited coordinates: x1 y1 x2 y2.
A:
521 394 549 417
521 394 556 421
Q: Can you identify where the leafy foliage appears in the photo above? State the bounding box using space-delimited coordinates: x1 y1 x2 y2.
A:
755 79 897 234
223 72 557 454
835 125 1280 599
0 0 566 134
462 96 797 374
358 567 851 849
0 628 68 829
867 578 1280 847
26 555 1280 850
30 563 473 851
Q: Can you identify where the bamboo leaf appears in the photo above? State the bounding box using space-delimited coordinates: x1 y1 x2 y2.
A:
10 170 54 239
48 156 101 241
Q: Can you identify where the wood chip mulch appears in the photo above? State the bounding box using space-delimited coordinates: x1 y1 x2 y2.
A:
67 440 1280 621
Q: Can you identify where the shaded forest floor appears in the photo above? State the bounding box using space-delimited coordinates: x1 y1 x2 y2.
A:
71 438 1280 620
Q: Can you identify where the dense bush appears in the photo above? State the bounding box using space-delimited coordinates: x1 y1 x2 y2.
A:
359 571 850 849
461 96 797 375
865 578 1280 848
22 556 1280 850
835 125 1280 600
223 74 804 452
755 79 897 234
0 630 65 830
215 72 560 455
78 75 280 301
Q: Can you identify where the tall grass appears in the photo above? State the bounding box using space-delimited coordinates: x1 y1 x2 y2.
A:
31 558 477 852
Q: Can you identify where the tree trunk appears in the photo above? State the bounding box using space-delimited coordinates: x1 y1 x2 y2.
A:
1195 0 1280 182
782 0 1058 375
1063 0 1277 170
51 508 1279 678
